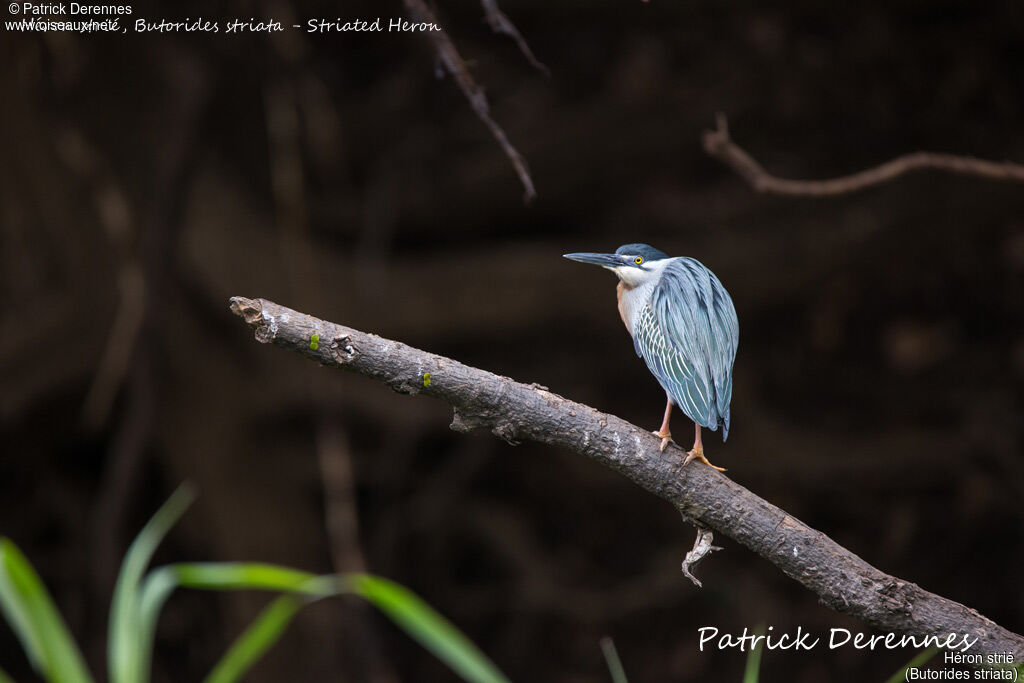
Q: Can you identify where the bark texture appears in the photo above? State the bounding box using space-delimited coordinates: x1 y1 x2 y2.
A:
230 295 1023 662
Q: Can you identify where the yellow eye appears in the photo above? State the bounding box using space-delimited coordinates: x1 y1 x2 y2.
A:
634 256 644 265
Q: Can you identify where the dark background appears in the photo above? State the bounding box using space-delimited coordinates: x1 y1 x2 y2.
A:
2 1 1023 681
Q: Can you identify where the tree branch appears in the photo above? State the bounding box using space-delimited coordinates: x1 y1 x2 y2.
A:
703 113 1024 196
403 0 537 203
229 295 1023 662
480 0 550 77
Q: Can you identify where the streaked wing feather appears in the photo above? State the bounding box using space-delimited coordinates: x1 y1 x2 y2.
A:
634 258 738 438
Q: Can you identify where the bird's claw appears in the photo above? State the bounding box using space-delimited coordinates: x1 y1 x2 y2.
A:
683 446 726 472
652 429 674 452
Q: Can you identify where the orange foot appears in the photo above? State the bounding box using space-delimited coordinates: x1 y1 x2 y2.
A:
683 444 726 472
652 429 674 452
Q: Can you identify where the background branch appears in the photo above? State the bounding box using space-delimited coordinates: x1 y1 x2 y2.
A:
703 113 1024 196
404 0 537 202
480 0 550 77
230 296 1023 662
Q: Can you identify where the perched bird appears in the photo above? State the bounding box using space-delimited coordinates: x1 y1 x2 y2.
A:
564 244 738 471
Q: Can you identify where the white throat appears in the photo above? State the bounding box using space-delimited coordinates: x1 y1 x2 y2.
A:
614 258 672 333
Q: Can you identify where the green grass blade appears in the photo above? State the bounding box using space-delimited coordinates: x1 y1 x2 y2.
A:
134 566 182 683
202 595 304 683
0 539 93 683
884 646 939 683
599 637 628 683
347 574 511 683
135 563 512 683
138 564 334 683
0 664 16 683
168 563 331 594
742 625 765 683
108 484 196 683
135 560 329 665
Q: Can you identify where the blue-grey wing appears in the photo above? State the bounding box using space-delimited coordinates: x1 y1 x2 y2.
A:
633 258 738 438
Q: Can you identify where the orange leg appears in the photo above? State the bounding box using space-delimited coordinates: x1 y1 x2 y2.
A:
683 424 726 472
652 398 674 451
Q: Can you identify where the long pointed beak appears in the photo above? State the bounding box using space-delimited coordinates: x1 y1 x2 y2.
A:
563 252 623 268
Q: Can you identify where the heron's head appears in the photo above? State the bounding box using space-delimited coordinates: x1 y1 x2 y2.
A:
563 243 670 287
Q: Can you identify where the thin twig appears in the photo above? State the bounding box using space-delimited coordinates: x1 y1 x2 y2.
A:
703 113 1024 196
229 296 1024 662
403 0 537 202
480 0 550 77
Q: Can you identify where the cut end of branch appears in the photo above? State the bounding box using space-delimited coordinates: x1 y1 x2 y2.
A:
228 296 277 343
229 296 262 323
